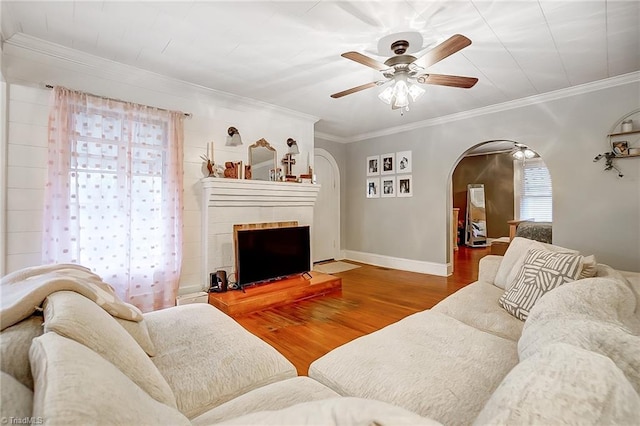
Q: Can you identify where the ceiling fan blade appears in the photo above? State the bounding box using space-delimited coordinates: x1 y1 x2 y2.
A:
342 52 388 71
415 34 472 68
330 81 381 98
416 73 478 88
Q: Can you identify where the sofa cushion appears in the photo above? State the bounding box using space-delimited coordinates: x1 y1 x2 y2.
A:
474 343 640 425
518 277 640 393
192 377 340 425
43 291 176 407
432 281 524 341
214 397 442 426
115 316 156 356
29 332 190 426
309 310 518 426
145 303 297 418
494 237 578 290
499 249 582 321
0 371 33 422
0 315 43 389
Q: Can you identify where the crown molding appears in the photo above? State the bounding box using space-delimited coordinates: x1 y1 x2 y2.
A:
3 33 319 124
313 131 349 144
324 71 640 144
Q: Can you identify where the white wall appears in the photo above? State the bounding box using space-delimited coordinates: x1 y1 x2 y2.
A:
343 79 640 272
1 38 317 295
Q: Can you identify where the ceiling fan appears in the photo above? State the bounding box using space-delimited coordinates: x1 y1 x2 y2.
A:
331 34 478 112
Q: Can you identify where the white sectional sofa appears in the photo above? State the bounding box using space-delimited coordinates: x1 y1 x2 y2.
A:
2 237 639 425
0 265 434 425
309 237 640 425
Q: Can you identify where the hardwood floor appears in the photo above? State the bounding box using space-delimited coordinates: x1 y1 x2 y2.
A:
236 246 491 375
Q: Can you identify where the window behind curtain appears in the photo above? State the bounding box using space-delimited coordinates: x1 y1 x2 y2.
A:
44 87 184 311
514 157 552 222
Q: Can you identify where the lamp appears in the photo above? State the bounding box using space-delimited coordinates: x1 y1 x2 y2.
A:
512 145 536 160
378 72 425 114
225 127 243 146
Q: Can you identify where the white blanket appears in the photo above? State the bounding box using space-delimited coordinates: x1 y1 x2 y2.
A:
1 264 142 330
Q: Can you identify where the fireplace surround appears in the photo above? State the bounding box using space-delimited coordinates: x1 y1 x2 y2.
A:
201 178 320 290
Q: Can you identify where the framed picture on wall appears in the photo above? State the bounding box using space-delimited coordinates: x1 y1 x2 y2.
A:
396 150 412 174
381 153 395 175
367 155 380 176
366 177 380 198
397 175 413 197
381 176 396 198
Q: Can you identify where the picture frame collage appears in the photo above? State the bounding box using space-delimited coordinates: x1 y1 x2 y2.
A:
366 150 413 198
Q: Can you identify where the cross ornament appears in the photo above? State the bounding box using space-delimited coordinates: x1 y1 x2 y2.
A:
282 154 296 176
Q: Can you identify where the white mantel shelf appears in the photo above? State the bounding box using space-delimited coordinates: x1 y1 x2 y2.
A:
201 177 321 207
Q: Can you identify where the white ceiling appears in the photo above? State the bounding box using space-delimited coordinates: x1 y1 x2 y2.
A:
1 1 639 141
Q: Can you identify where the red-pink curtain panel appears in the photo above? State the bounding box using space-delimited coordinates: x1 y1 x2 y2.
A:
43 87 184 312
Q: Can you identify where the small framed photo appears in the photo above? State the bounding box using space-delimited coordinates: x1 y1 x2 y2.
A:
381 176 396 198
366 178 380 198
612 141 629 157
397 175 413 197
381 153 395 175
396 150 412 174
367 155 380 176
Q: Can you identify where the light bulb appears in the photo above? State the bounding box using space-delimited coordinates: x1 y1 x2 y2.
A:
513 150 524 160
524 149 535 159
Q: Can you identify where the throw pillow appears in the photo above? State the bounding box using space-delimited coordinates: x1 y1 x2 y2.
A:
579 254 598 279
494 237 579 290
115 317 156 357
499 249 582 321
0 371 33 421
43 291 176 407
29 333 190 426
0 315 43 389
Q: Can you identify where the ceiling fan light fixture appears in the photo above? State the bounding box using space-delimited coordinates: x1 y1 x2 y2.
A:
408 84 425 101
378 86 394 104
513 146 536 160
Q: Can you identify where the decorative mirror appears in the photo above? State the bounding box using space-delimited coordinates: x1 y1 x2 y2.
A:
465 183 489 247
248 138 277 181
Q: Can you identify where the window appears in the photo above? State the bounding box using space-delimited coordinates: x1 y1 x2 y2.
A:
514 158 552 222
44 87 184 311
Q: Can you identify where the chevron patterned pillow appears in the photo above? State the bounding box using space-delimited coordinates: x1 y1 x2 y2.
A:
499 249 583 321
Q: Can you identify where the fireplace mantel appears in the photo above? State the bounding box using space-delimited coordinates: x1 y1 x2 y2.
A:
201 177 320 207
201 178 320 290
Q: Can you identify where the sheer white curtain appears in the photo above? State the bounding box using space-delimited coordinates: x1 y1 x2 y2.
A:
43 87 184 311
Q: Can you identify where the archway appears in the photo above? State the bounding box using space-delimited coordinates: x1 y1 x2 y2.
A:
448 140 552 272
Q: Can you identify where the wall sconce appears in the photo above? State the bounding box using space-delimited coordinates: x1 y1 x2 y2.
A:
287 138 299 155
225 127 243 146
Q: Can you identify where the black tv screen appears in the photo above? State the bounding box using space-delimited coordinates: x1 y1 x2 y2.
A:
236 226 311 287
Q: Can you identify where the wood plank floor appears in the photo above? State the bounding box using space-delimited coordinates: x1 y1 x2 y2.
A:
236 246 490 375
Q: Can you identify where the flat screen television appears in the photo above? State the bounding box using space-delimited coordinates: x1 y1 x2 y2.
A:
236 226 311 287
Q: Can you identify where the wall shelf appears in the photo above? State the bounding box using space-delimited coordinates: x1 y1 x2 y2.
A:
595 109 640 177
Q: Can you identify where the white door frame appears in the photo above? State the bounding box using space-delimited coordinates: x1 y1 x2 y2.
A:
314 148 341 261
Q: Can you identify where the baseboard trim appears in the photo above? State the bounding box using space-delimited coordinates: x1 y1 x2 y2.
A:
344 250 449 276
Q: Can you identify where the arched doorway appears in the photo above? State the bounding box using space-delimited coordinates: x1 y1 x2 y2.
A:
313 148 341 263
449 140 552 271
